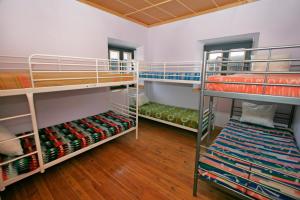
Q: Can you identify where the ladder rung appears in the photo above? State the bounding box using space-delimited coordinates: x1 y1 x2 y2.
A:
0 113 31 122
0 133 34 145
0 151 38 166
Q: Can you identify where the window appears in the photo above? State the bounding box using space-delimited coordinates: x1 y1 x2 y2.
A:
108 45 135 60
108 45 135 90
108 45 135 71
204 40 253 72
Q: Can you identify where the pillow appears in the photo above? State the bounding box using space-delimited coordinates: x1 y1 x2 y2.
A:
240 102 277 128
251 53 290 72
0 125 24 156
138 93 149 107
130 93 149 107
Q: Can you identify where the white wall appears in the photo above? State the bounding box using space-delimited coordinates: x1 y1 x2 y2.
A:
146 0 300 61
0 0 147 131
144 81 201 109
0 0 148 58
144 0 300 127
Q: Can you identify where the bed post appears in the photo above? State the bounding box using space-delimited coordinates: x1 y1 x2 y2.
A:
135 61 139 139
230 99 235 118
207 96 214 143
26 93 44 173
288 105 296 128
28 54 35 88
193 51 207 196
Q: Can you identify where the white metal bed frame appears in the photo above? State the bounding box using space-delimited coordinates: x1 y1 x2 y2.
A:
193 44 300 199
139 61 202 85
138 60 214 137
0 54 139 191
0 55 137 96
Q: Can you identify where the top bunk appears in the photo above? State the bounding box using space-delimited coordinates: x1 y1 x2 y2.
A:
201 44 300 105
139 61 202 85
0 54 138 97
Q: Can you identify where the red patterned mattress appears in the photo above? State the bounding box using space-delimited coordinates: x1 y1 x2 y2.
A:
207 74 300 97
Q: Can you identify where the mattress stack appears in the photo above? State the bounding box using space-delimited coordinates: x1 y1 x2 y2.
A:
199 119 300 200
1 111 135 181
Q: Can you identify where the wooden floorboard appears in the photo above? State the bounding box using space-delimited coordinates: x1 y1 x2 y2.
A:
1 118 234 200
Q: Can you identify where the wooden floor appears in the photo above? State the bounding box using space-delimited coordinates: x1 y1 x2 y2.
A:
2 119 234 200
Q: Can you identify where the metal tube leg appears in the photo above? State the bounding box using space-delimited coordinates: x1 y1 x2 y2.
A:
193 90 205 196
0 167 4 191
193 51 207 196
135 62 139 140
207 96 213 143
26 93 45 173
135 84 139 140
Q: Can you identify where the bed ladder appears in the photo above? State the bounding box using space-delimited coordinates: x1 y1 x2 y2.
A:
0 93 44 191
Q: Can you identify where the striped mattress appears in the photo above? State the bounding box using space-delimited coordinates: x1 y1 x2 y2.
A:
1 110 135 181
139 72 201 81
207 74 300 97
199 119 300 200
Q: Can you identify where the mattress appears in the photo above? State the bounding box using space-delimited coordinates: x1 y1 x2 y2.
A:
0 71 134 90
207 74 300 97
1 110 135 181
139 72 201 81
139 102 212 130
199 119 300 200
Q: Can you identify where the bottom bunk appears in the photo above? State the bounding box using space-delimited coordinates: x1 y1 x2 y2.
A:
139 101 213 134
198 119 300 200
1 110 136 186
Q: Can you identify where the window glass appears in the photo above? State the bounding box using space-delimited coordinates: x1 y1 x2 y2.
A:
109 50 120 60
208 52 223 60
208 52 223 72
228 50 246 71
229 51 245 60
123 52 132 61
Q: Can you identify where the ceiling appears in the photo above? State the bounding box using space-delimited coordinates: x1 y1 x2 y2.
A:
79 0 255 27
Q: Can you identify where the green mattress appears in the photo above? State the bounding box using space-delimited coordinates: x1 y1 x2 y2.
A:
139 102 212 130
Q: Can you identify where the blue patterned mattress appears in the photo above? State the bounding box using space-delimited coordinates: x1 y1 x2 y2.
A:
198 119 300 200
139 72 201 81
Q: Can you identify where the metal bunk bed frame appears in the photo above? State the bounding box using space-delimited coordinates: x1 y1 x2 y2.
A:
139 61 203 85
193 44 300 199
139 61 213 140
0 54 139 191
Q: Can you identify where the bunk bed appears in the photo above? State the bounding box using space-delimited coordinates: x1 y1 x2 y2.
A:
193 45 300 200
138 61 213 137
0 55 139 190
